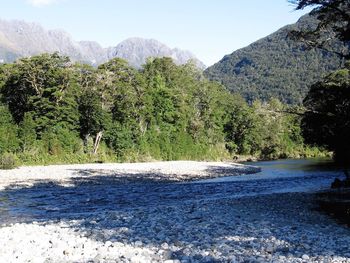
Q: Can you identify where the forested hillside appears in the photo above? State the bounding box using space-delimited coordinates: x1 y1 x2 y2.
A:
205 15 348 104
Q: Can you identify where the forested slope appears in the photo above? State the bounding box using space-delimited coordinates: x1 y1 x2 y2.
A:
205 15 348 104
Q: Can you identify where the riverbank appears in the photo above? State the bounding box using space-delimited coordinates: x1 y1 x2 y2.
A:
0 160 349 262
0 192 349 262
0 161 260 190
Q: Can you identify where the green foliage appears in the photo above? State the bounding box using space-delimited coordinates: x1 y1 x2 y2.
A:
0 104 19 154
204 14 347 104
18 112 36 152
40 126 82 156
302 67 350 164
104 122 135 157
0 53 80 134
78 88 110 140
0 53 326 166
0 152 18 170
289 0 350 57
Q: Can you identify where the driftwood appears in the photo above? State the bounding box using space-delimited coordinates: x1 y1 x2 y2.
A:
93 131 103 155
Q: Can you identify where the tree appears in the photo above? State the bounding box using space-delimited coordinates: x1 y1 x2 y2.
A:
1 53 80 134
0 104 19 154
302 67 350 166
78 88 111 154
224 99 258 155
289 0 350 59
18 112 36 152
290 0 350 172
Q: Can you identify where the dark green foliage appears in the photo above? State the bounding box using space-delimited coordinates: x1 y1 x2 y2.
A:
0 53 80 134
289 0 350 57
224 102 258 155
302 67 350 163
78 89 110 140
0 53 324 166
224 98 314 160
0 104 19 154
289 0 350 168
204 14 347 104
18 113 37 152
104 122 135 157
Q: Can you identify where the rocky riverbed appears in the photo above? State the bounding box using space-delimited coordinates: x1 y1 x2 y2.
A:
0 161 349 262
0 161 259 190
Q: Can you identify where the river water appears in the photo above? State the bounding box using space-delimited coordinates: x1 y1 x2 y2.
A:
0 159 345 224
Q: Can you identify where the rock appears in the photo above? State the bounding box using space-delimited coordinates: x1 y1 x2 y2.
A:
134 241 143 247
161 242 169 249
302 254 310 260
266 245 274 253
105 241 113 247
162 249 173 260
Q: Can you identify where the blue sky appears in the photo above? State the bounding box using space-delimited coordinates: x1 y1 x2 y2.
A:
2 0 311 66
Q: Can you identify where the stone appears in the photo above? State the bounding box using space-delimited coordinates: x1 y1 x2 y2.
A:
162 249 173 260
266 245 274 253
161 242 169 249
134 241 143 247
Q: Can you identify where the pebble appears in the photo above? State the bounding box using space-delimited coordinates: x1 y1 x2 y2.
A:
0 163 349 263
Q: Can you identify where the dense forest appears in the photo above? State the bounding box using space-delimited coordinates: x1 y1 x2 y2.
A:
204 14 348 105
0 53 325 168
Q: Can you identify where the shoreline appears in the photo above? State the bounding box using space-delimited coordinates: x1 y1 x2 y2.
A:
1 160 349 262
0 161 260 190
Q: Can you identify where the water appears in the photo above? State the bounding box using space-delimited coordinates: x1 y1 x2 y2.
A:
0 159 345 224
199 158 344 183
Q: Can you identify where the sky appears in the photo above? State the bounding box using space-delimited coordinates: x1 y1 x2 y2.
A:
1 0 312 66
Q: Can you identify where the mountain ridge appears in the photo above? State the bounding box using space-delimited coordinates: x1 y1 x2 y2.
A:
204 14 348 104
0 19 205 68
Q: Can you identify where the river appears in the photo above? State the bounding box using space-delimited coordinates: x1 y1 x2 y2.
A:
0 158 345 224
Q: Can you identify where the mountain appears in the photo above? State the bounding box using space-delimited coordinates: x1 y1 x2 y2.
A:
108 38 205 68
204 15 348 105
0 19 204 68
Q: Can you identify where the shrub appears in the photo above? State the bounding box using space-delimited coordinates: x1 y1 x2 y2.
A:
0 153 18 169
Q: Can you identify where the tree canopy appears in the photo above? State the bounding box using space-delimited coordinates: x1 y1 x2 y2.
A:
302 66 350 164
0 53 324 166
289 0 350 59
289 0 350 167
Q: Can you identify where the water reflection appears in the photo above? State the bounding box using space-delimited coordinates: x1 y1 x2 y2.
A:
197 158 344 184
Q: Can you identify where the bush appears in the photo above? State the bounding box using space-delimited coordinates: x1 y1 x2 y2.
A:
0 153 18 169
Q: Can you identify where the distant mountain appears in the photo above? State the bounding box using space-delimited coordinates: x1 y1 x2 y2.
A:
108 38 205 68
0 19 204 68
204 15 348 104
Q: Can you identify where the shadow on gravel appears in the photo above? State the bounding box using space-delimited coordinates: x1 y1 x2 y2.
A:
0 169 349 261
204 164 261 177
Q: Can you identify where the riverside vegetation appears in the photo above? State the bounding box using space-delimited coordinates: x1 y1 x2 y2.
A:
0 54 325 168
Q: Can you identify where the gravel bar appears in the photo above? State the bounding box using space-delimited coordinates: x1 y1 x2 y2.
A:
0 161 349 263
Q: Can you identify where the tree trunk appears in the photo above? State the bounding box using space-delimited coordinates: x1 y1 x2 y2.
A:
93 131 103 155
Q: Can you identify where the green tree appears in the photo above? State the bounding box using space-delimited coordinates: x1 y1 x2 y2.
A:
289 0 350 59
0 104 19 154
1 53 80 134
302 67 350 165
78 88 111 154
290 0 350 170
18 112 37 152
224 100 258 155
